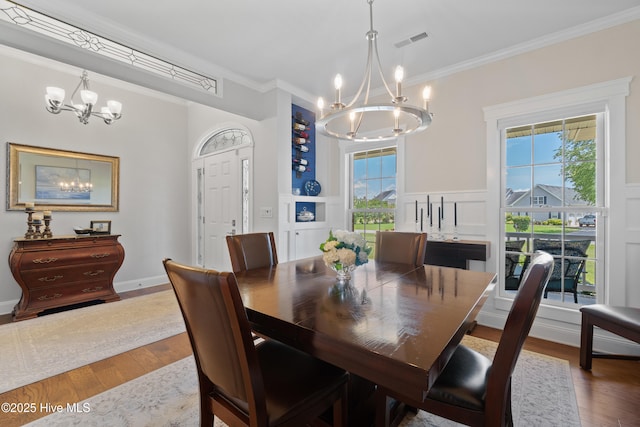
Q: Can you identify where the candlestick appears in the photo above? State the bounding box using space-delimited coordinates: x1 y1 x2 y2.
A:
25 211 35 239
415 200 418 222
454 203 457 227
441 196 444 219
25 202 34 212
429 203 433 226
43 217 53 238
438 207 441 229
426 195 430 217
420 208 424 231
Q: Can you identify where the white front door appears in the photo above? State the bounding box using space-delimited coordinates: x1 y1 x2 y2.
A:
202 149 240 271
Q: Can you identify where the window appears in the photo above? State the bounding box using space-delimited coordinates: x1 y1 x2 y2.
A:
349 147 397 253
486 78 630 320
532 196 547 205
503 114 601 305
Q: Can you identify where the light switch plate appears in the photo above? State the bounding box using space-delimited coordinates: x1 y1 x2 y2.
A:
260 207 273 218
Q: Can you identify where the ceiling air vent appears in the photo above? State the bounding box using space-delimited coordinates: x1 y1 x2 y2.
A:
394 32 428 49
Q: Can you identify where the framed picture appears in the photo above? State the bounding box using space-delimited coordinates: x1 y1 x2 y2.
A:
7 142 119 211
90 220 111 234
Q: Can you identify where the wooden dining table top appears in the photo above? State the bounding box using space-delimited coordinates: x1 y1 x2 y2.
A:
234 256 496 403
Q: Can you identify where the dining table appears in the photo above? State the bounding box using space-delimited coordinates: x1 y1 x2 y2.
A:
234 256 497 425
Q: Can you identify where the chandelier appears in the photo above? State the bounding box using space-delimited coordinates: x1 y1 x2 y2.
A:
316 0 432 142
59 179 93 193
45 70 122 125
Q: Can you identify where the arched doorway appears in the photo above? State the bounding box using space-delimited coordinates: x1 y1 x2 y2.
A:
193 126 253 270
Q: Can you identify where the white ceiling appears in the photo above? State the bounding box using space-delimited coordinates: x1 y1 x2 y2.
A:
13 0 640 101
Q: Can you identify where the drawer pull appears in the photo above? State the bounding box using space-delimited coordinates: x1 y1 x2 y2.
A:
38 293 63 301
82 286 104 293
83 270 105 277
38 275 63 282
32 257 59 264
91 253 111 259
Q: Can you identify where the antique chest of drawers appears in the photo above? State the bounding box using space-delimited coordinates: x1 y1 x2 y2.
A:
9 234 124 321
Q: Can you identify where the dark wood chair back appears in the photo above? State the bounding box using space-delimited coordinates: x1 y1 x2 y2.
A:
485 251 554 423
375 251 554 427
374 231 427 267
226 232 278 273
163 259 348 427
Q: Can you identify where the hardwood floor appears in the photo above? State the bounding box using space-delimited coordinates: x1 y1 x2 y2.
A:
1 285 638 427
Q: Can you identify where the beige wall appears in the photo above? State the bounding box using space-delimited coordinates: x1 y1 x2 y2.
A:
0 48 191 309
402 19 639 192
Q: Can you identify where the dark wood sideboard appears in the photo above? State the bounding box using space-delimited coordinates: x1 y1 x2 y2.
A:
424 239 490 270
9 234 124 321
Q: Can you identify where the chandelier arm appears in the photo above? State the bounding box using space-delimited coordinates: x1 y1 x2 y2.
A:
68 76 85 103
373 39 395 100
344 38 374 110
353 60 373 135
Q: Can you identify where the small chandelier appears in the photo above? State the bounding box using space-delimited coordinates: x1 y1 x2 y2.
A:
45 70 122 125
316 0 432 142
59 179 93 193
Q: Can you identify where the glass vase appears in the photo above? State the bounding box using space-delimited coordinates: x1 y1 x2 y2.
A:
327 263 358 286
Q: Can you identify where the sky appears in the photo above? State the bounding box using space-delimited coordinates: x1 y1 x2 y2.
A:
353 152 396 199
506 132 565 190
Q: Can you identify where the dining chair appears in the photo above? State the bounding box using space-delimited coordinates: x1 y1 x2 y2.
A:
226 232 278 273
163 259 349 427
533 239 591 303
374 231 427 266
375 251 554 427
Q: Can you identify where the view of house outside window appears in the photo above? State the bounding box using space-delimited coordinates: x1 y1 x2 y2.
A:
504 114 598 305
350 147 397 255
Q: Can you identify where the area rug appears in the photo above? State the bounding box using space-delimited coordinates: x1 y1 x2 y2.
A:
0 290 185 394
27 335 581 427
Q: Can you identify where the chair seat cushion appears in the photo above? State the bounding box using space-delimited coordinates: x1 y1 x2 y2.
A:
580 305 640 332
426 344 492 411
256 340 349 425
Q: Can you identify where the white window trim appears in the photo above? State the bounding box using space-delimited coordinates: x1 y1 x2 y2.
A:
484 77 630 322
339 137 405 230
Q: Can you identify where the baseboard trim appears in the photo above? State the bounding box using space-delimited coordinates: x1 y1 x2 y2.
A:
477 310 640 356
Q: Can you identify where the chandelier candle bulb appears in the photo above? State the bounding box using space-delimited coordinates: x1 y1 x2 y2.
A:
317 98 325 116
395 66 403 98
334 74 342 106
423 86 432 111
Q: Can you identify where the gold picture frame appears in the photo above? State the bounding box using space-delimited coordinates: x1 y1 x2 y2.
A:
7 143 119 212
